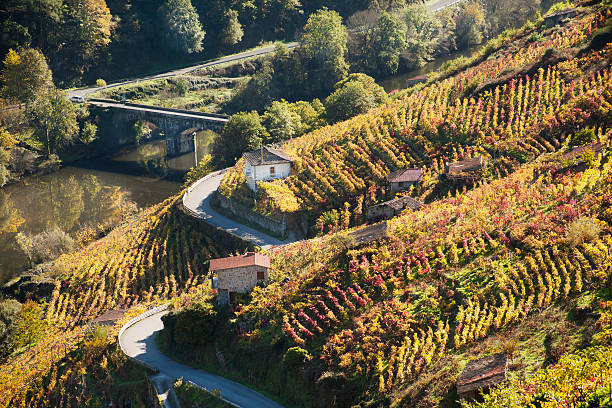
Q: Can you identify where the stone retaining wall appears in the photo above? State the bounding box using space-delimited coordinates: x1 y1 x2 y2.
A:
213 192 287 238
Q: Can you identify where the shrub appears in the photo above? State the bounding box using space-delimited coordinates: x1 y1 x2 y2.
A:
162 302 219 346
175 78 189 96
566 217 601 247
16 226 75 267
570 128 596 147
95 78 107 87
283 346 311 368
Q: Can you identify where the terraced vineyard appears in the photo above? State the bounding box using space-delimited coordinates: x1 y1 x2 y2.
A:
219 6 611 227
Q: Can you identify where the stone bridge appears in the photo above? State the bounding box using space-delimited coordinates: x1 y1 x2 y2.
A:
89 99 228 156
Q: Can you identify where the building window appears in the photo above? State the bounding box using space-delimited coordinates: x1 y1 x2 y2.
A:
257 271 265 280
270 166 275 175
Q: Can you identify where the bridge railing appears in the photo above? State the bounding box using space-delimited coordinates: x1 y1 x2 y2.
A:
87 98 229 121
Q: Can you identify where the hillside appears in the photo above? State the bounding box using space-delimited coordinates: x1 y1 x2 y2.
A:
166 3 612 407
218 3 611 234
0 195 251 407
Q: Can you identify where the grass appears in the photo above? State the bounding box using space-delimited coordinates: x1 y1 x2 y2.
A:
174 378 233 408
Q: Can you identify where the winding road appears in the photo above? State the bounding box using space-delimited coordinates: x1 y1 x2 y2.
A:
68 0 461 101
120 309 284 408
183 170 289 248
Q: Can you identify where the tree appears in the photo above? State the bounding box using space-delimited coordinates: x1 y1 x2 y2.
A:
401 5 441 69
27 88 78 156
454 1 486 49
159 0 205 54
481 0 540 33
298 8 349 97
213 111 268 166
262 100 303 143
219 9 244 46
372 12 407 75
1 48 53 104
325 74 388 123
230 61 275 112
62 0 113 73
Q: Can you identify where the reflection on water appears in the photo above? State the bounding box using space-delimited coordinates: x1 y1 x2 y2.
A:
0 166 180 284
379 47 478 92
112 130 215 176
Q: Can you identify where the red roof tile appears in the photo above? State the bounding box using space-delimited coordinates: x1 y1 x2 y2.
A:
210 252 271 271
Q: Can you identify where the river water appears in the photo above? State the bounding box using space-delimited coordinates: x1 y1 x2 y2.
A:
378 46 478 92
0 131 214 284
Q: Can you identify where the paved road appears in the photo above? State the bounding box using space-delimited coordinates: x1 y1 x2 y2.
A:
67 0 461 100
428 0 463 12
67 43 298 99
183 171 290 248
121 310 284 408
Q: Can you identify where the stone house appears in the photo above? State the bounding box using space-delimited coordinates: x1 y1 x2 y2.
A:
387 168 424 191
444 156 485 183
544 8 578 28
89 309 127 327
243 146 292 191
561 141 604 162
210 252 271 305
457 353 508 400
367 196 422 221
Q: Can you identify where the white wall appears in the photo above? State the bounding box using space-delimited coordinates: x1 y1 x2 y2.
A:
243 162 291 191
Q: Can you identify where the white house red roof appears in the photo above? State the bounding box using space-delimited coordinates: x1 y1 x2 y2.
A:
209 252 271 272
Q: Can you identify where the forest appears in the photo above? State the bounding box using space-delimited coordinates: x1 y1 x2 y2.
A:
0 0 610 407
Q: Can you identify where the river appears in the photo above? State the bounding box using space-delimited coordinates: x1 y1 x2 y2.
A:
0 131 214 284
378 46 478 92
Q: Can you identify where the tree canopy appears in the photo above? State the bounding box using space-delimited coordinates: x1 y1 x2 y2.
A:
1 48 53 104
213 111 268 166
27 88 78 156
159 0 206 54
324 73 388 123
298 8 349 97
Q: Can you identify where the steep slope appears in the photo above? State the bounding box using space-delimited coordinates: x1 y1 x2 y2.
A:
219 4 610 233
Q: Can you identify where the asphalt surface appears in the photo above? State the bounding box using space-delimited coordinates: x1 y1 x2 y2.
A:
121 310 284 408
68 0 462 100
183 171 289 248
67 43 298 99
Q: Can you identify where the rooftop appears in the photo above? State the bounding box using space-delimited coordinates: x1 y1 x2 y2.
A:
349 222 389 245
445 156 484 175
387 168 424 183
561 141 604 161
243 146 292 166
210 252 271 272
380 196 422 211
457 353 508 395
90 309 127 325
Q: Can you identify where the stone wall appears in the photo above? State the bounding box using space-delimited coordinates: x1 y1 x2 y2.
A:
213 192 287 238
217 265 268 293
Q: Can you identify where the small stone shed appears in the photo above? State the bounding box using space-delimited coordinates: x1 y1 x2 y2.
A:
457 353 508 400
387 168 424 191
367 196 422 221
210 252 271 305
544 8 578 28
561 141 604 161
444 156 485 183
89 309 127 327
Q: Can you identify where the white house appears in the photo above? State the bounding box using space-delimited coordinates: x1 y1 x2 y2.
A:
243 146 292 191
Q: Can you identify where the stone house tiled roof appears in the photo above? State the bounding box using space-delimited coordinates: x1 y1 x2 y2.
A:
210 252 271 272
445 156 484 175
457 353 508 396
243 147 292 166
561 142 603 161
